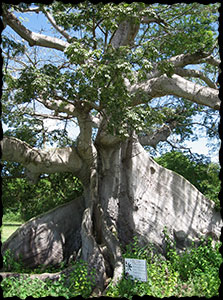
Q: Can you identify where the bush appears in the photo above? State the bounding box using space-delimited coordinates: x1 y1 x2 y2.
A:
2 172 83 222
2 233 221 298
106 234 222 298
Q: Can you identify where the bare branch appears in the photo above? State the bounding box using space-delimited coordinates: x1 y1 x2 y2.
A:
174 68 218 89
26 112 74 121
42 8 73 42
1 136 83 182
129 74 220 110
2 50 28 68
139 121 177 148
18 6 42 13
2 8 70 52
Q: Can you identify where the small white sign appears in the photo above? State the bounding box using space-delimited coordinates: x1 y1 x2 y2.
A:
124 258 147 282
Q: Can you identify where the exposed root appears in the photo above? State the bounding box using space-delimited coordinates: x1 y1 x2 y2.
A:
98 204 124 286
80 208 107 291
0 264 75 282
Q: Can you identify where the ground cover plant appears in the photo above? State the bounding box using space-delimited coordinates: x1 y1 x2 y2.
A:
1 255 96 299
1 232 221 298
106 234 222 298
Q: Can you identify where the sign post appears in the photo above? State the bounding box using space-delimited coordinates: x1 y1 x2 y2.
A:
124 258 147 282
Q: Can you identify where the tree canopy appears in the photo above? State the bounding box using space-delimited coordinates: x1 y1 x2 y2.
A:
1 2 220 170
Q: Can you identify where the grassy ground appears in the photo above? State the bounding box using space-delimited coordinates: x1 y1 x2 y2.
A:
1 222 22 243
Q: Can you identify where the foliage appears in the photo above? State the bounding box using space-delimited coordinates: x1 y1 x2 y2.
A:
2 2 220 144
2 172 83 222
106 234 222 298
2 232 221 298
1 253 96 299
155 151 220 209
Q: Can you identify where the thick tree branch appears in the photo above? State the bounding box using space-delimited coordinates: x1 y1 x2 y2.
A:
145 51 218 80
37 97 78 117
76 113 97 176
2 8 69 51
174 68 218 89
200 55 220 67
129 74 220 110
1 136 83 183
139 121 177 148
19 6 42 13
110 19 140 48
168 51 213 68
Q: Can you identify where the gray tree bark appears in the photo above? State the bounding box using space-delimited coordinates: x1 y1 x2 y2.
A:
2 135 222 292
1 5 221 295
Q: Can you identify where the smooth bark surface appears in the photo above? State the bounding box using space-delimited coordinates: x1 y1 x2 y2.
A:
2 137 222 290
1 4 221 294
2 197 85 268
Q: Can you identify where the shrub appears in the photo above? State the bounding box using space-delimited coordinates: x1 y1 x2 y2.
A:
2 233 221 298
1 254 96 299
106 233 222 298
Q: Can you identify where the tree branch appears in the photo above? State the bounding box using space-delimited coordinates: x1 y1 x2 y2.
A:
139 121 177 148
37 96 78 117
1 136 83 183
76 113 97 176
2 8 69 52
200 55 221 67
129 74 220 110
174 68 218 89
143 50 218 81
41 8 73 42
110 19 140 49
18 6 42 13
168 51 213 68
26 112 74 121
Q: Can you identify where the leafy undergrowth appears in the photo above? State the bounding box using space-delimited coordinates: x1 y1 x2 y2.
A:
107 233 222 298
1 257 96 299
1 231 222 298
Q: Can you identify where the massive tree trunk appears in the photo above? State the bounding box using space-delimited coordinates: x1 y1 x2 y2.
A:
1 4 221 295
2 134 222 292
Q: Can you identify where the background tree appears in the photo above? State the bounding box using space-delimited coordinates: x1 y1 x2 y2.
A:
2 169 83 221
1 2 221 291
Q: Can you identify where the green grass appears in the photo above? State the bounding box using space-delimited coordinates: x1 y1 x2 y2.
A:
1 222 22 243
1 212 23 243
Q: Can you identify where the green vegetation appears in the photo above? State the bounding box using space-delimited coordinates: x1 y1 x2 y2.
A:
1 223 22 243
106 234 222 298
1 211 23 243
1 254 96 299
2 232 221 298
155 151 220 210
1 2 221 299
2 172 83 222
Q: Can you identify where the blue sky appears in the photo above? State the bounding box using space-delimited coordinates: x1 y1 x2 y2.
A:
2 6 220 163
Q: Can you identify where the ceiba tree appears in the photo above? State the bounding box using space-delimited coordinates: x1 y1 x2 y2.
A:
1 2 221 291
